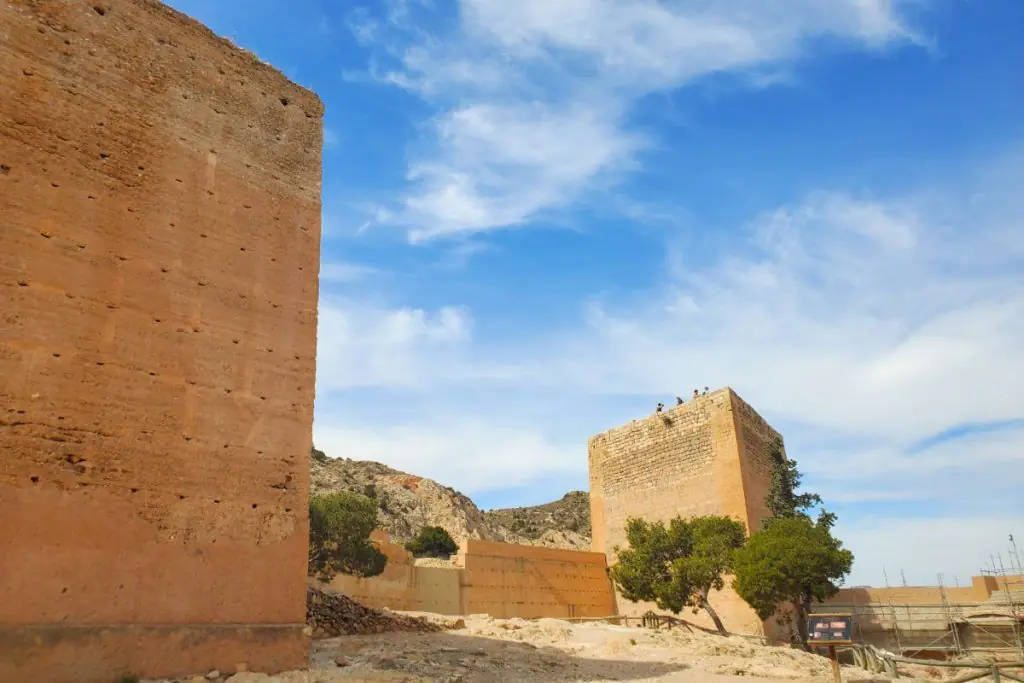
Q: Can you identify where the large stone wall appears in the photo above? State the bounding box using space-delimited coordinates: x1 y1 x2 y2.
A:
0 1 322 681
327 534 617 620
588 387 783 633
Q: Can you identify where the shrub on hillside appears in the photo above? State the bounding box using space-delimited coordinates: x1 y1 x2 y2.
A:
405 525 458 558
308 491 386 582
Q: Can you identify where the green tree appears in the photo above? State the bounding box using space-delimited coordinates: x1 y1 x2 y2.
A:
308 491 386 582
764 436 836 530
609 515 746 634
732 516 854 646
405 525 459 558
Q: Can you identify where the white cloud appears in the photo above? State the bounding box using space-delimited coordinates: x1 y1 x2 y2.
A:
316 299 473 391
316 298 526 392
314 418 582 494
404 100 644 240
323 128 340 151
319 261 379 283
538 179 1024 444
353 0 922 239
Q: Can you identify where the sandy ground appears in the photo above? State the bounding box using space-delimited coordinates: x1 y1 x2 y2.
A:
147 613 967 683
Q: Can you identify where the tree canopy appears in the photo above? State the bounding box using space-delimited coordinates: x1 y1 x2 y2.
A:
732 516 854 643
764 436 836 530
405 525 459 558
308 491 387 582
734 437 853 644
609 515 747 634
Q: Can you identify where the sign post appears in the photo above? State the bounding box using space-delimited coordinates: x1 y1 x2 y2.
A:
806 613 854 683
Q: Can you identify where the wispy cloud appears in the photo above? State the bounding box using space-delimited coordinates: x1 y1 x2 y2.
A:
351 0 923 240
315 149 1024 524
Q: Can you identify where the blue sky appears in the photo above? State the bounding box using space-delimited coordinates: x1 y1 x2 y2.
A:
167 0 1024 587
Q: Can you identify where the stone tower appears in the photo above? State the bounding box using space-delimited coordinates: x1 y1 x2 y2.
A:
588 387 784 630
1 2 321 680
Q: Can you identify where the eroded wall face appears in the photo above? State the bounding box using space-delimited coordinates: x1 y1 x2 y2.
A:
0 1 322 680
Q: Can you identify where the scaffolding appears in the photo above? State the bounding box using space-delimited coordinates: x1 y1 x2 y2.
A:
812 541 1024 661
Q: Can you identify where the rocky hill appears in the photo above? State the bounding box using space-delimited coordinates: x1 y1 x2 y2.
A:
310 450 591 551
483 491 591 546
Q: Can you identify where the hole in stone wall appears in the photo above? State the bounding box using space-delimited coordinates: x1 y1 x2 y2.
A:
280 96 289 106
232 339 239 345
95 361 104 366
51 182 60 188
178 494 186 500
239 247 246 252
93 5 107 16
17 280 28 287
200 233 207 238
40 231 52 238
130 488 139 493
99 152 110 159
251 503 258 509
30 476 39 483
183 435 192 441
148 372 156 377
137 165 145 171
214 499 221 504
0 164 10 174
62 587 68 593
224 389 231 394
52 353 60 358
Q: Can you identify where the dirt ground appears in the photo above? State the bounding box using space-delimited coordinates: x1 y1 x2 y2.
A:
146 613 965 683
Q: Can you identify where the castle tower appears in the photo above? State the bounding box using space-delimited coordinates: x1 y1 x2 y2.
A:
588 387 784 630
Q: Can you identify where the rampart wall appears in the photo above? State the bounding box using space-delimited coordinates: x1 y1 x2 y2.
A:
0 1 322 680
327 533 617 620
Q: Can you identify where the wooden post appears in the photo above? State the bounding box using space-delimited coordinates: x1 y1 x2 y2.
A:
828 645 842 683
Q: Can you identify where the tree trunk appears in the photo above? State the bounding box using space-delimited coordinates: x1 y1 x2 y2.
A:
701 589 728 635
792 599 809 649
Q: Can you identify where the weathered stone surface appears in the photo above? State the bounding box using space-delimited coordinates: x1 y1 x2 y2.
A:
0 0 322 681
588 387 783 632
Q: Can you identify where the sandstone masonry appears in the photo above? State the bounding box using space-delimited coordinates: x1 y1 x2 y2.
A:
0 1 322 681
588 387 784 632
